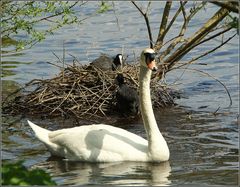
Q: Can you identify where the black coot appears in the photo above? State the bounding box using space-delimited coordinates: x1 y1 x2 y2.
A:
115 74 139 116
90 54 123 71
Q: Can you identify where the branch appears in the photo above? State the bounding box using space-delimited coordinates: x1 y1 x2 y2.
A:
158 2 207 64
190 26 232 49
163 1 187 39
210 1 239 13
154 1 172 52
180 1 187 21
34 1 80 23
172 33 236 70
2 2 82 37
175 68 233 107
159 2 190 62
131 1 153 48
156 7 230 79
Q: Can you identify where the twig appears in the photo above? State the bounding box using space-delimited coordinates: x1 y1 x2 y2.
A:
112 2 120 31
52 51 63 64
191 26 233 49
176 67 232 107
50 81 76 114
45 61 64 69
156 6 230 79
159 2 205 62
213 106 220 116
172 33 236 70
62 41 65 80
3 57 176 120
131 1 153 48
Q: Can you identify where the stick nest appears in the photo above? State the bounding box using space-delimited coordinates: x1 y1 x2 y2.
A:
3 62 177 120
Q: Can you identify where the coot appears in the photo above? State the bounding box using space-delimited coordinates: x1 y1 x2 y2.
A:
115 74 139 116
90 54 123 71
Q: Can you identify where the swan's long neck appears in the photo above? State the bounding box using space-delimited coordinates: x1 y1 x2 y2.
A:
139 66 169 161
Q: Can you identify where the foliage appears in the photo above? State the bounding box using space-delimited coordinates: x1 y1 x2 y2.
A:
97 1 112 13
1 0 111 52
227 15 239 34
1 160 56 186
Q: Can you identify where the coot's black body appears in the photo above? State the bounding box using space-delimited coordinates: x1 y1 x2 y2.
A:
115 74 139 116
90 54 122 71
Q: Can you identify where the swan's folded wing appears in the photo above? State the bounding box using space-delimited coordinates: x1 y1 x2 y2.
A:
48 125 148 161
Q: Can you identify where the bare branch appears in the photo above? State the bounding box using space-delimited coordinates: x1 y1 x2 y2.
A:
210 1 239 13
159 2 191 61
180 1 187 21
172 33 236 70
131 1 145 16
154 1 172 52
175 68 233 107
157 7 230 78
112 2 121 31
191 26 233 49
131 1 153 48
146 1 152 13
164 1 187 38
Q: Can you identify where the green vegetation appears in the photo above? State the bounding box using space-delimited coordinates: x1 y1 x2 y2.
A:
97 1 112 13
227 14 239 34
1 160 56 185
1 0 112 52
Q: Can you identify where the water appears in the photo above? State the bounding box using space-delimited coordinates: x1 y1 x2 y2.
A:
2 2 239 186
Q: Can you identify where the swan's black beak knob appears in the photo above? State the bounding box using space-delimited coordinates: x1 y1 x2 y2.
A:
152 66 158 72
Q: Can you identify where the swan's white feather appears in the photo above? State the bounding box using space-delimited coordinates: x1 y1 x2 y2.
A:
27 121 148 162
27 120 50 142
27 48 170 162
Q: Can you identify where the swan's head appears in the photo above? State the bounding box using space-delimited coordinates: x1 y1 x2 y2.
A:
140 48 157 71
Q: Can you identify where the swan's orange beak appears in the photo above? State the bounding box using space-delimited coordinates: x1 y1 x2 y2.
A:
147 60 158 71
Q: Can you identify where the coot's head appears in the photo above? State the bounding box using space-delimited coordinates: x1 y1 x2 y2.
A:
112 54 123 71
140 48 157 71
115 73 125 86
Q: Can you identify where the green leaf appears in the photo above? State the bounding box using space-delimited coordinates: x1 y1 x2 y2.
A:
97 1 112 13
2 1 89 52
2 160 56 185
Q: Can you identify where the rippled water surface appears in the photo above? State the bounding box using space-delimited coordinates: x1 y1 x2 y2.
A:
2 2 239 186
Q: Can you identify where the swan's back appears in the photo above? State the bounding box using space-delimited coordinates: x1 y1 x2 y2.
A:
27 121 148 162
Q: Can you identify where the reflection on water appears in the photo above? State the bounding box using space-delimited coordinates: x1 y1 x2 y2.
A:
158 108 238 186
35 160 171 186
2 105 238 185
2 1 239 186
2 80 22 101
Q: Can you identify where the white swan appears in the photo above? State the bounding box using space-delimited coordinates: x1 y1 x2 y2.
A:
27 48 170 162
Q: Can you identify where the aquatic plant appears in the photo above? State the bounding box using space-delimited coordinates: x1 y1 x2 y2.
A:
2 160 56 185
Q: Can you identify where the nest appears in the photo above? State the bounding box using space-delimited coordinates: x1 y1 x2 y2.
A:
3 61 177 120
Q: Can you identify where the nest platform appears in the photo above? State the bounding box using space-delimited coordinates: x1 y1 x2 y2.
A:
3 62 177 120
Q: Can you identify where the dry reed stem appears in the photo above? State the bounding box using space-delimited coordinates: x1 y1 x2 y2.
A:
3 62 176 120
